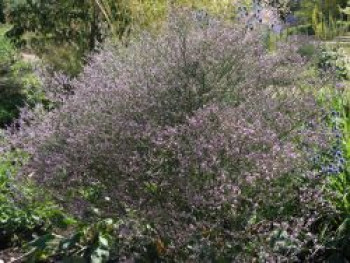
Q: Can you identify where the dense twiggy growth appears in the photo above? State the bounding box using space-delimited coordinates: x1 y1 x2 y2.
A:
6 11 333 260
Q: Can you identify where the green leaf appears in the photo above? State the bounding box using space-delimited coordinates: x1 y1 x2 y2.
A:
28 234 56 250
336 217 350 237
98 235 109 248
59 232 82 251
90 247 110 263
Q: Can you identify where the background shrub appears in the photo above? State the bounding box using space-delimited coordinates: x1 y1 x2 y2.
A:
318 45 350 80
0 25 44 127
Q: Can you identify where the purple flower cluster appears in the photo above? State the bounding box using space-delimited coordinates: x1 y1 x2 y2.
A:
238 1 283 33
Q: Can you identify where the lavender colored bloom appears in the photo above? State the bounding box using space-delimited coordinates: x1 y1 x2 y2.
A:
272 24 283 34
336 82 345 89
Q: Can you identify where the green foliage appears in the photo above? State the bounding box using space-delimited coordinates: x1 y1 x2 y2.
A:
0 148 72 250
0 0 5 24
0 25 45 126
27 219 114 263
287 24 315 35
294 0 349 39
297 43 318 58
3 0 237 75
26 216 161 263
318 46 350 80
309 86 350 261
41 44 84 77
336 20 350 33
0 26 16 70
0 27 25 126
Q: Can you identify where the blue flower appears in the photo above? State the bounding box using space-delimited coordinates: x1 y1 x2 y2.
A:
331 111 339 117
335 150 343 158
328 164 335 173
321 166 327 173
285 14 298 25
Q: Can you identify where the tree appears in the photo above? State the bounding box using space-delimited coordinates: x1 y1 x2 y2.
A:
3 1 237 74
3 0 133 74
5 0 118 50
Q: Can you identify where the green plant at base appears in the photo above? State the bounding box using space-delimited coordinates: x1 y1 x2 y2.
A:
0 147 74 252
25 215 162 263
27 219 114 263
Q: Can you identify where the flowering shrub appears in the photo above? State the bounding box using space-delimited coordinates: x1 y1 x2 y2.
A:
6 11 334 260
